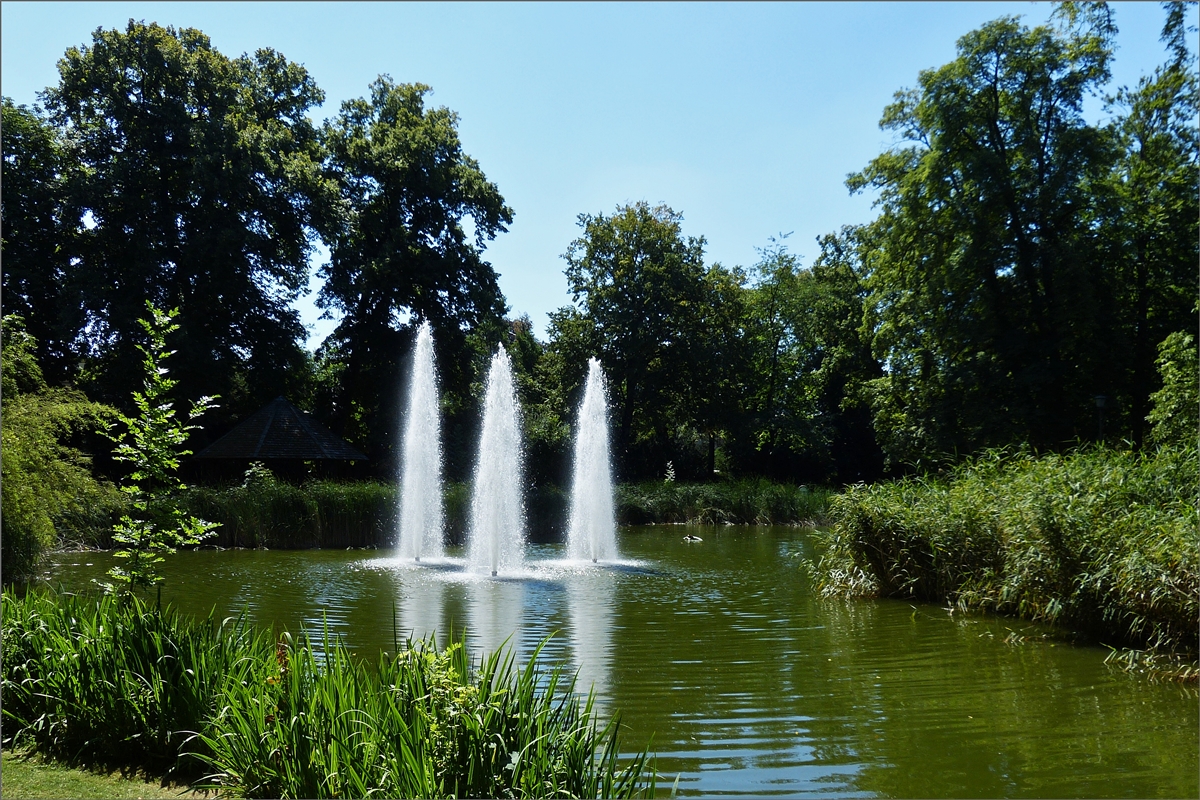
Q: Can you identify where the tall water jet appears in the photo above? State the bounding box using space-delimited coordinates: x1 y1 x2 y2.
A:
397 322 445 561
566 358 617 562
468 349 525 576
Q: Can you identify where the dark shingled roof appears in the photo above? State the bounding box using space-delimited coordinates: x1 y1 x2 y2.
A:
193 396 367 461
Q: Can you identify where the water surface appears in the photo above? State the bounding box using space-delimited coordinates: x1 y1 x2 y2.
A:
42 526 1198 798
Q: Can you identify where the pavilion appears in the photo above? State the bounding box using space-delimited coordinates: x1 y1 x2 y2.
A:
192 396 366 480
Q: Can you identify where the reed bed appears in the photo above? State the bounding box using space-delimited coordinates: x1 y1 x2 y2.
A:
617 479 830 525
1 590 655 798
181 480 395 549
173 476 826 549
2 590 260 775
813 445 1198 661
180 480 570 549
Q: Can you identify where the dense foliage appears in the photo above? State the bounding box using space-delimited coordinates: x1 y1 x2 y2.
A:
814 443 1198 658
19 22 331 427
3 7 1194 488
1 590 654 797
0 316 122 580
850 4 1197 467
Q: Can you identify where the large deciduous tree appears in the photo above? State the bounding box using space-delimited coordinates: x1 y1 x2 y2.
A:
1 99 82 387
560 202 742 479
37 21 332 429
317 78 513 465
849 9 1121 466
1093 1 1198 447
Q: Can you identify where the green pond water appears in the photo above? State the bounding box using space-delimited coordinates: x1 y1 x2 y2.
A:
42 526 1197 798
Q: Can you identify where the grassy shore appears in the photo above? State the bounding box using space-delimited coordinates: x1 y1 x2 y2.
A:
2 590 654 798
1 750 204 799
811 444 1198 673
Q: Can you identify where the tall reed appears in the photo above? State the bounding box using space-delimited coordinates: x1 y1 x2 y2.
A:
2 590 655 797
617 479 829 525
202 635 651 799
814 444 1198 658
1 590 264 776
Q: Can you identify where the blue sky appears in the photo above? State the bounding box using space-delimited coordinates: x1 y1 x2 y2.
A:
2 2 1189 346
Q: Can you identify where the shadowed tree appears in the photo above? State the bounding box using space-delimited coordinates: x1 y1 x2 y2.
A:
1 99 82 386
317 78 512 466
39 21 333 432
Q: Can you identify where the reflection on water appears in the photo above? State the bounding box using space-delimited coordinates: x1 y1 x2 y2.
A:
39 530 1199 799
568 568 615 711
399 569 445 644
467 576 528 663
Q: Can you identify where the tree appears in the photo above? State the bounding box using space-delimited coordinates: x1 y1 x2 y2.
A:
560 202 741 479
739 230 883 483
1094 1 1199 446
317 78 513 466
0 99 82 386
1146 325 1199 448
1 316 120 582
99 304 219 594
849 9 1120 466
41 21 332 427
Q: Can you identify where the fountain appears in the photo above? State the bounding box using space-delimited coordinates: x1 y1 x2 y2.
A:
397 322 445 561
566 358 618 562
467 349 525 576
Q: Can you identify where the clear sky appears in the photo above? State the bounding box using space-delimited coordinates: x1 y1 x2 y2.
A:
1 2 1189 347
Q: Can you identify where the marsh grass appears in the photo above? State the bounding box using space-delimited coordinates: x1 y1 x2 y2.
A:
175 477 826 549
202 634 651 799
617 479 830 525
1 590 261 776
813 445 1198 663
1 590 655 798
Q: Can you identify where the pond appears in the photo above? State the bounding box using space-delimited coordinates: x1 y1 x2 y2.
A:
42 526 1198 798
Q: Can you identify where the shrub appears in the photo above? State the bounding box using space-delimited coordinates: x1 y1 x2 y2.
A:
1 315 120 581
1147 330 1198 447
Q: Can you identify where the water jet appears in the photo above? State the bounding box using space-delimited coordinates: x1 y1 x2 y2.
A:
468 349 525 575
566 358 618 563
397 322 445 561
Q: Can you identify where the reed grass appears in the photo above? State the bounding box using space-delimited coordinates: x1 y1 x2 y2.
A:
813 444 1198 661
177 476 827 549
1 590 262 776
1 590 655 798
617 479 830 525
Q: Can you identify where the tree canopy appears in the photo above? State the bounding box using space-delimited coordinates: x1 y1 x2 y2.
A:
560 202 745 479
315 78 513 466
7 21 334 432
847 5 1196 467
2 4 1194 494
